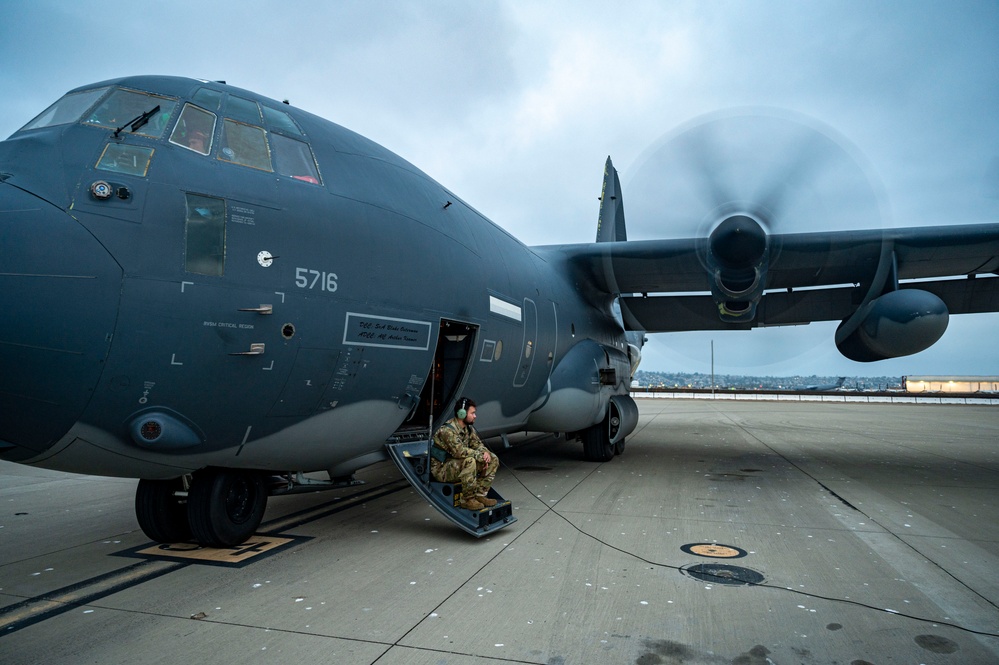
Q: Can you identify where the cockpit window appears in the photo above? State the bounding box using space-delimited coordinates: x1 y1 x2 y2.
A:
96 143 155 177
226 96 261 124
192 87 223 111
84 89 177 138
218 119 272 171
270 133 322 185
20 87 109 131
262 106 303 136
170 104 216 155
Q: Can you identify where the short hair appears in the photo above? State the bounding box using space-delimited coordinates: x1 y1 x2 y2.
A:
455 397 476 417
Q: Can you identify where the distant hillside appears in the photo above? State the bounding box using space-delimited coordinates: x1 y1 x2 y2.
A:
633 370 902 391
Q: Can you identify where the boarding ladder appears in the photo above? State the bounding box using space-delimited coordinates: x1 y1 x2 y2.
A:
384 440 516 537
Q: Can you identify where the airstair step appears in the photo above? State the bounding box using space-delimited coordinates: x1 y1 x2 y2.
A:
385 440 516 537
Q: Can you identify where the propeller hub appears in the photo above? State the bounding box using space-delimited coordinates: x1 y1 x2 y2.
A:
709 214 767 269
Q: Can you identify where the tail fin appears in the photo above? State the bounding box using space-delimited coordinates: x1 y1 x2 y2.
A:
596 157 627 243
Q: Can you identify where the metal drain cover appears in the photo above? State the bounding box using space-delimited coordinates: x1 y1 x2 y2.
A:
681 543 747 559
682 563 765 586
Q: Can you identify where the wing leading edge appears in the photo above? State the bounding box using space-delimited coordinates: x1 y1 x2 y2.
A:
535 158 999 361
541 223 999 331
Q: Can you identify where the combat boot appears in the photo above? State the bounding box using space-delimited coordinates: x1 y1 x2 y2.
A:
476 495 497 507
462 496 485 510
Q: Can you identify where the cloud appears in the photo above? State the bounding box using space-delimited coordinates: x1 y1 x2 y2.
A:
1 0 996 376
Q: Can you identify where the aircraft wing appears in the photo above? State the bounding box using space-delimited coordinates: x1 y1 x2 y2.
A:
538 222 999 334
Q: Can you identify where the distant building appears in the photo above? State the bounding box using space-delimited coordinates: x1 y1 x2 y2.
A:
904 376 999 393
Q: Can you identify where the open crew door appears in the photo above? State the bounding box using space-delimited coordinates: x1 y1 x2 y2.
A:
386 319 516 537
391 319 474 441
385 440 516 537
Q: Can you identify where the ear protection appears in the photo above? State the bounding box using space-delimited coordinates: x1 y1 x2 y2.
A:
456 398 469 420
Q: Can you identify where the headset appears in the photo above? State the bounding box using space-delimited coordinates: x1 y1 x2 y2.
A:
456 397 470 420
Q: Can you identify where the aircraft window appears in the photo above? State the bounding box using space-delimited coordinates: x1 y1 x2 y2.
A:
169 104 216 155
218 119 273 172
270 133 321 184
20 87 109 131
84 89 177 138
184 193 226 276
262 106 302 136
192 87 223 111
96 143 155 177
226 96 262 124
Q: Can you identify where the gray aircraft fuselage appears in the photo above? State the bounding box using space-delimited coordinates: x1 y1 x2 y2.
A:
0 75 636 483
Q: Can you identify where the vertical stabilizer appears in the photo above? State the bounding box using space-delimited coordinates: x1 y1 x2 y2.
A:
596 157 627 243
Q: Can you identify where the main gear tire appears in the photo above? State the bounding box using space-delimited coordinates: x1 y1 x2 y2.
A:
582 420 614 462
135 478 192 543
188 468 267 547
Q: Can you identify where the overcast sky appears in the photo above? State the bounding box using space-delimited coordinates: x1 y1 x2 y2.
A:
2 1 997 377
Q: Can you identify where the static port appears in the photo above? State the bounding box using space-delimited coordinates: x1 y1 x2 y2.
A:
282 323 295 339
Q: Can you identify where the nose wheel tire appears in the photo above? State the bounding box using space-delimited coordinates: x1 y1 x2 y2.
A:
188 468 267 547
135 478 192 543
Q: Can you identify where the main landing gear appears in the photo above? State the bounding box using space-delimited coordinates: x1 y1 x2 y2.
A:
579 396 636 462
580 413 625 462
135 468 268 548
134 477 191 544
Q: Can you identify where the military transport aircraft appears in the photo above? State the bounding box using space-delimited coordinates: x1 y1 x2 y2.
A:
2 76 997 547
803 377 847 391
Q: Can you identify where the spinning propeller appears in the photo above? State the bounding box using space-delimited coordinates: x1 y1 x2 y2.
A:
626 109 889 324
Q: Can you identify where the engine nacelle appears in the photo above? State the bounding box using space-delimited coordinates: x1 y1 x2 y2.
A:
835 289 949 362
707 215 769 323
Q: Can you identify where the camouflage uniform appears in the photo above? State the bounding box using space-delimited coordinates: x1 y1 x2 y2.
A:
430 417 499 502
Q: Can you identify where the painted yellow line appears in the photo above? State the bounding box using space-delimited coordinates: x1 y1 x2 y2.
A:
0 560 181 633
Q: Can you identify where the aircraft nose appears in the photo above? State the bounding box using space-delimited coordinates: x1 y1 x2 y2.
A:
0 183 122 461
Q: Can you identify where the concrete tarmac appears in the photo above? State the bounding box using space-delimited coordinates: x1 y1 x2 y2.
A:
2 398 999 664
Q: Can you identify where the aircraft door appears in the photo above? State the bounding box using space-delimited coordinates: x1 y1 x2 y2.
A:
537 300 558 384
392 319 477 439
513 299 538 388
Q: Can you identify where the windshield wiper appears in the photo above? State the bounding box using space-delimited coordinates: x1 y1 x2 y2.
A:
114 105 161 138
